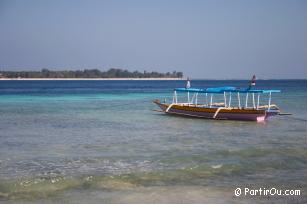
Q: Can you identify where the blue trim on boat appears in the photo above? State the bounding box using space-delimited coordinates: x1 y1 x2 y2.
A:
174 87 281 94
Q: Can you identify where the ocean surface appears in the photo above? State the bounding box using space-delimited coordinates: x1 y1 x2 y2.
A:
0 80 306 204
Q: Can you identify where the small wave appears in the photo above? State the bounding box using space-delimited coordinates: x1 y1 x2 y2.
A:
211 164 223 169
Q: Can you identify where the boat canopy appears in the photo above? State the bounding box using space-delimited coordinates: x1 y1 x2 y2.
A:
174 87 281 94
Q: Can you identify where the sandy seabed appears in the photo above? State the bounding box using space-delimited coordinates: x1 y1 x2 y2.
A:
2 186 304 204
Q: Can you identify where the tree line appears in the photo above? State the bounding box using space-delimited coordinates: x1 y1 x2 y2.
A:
0 68 183 78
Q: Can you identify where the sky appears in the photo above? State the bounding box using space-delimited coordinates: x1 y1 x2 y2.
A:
0 0 306 79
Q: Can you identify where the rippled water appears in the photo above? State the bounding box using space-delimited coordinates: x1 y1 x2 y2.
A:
0 80 306 203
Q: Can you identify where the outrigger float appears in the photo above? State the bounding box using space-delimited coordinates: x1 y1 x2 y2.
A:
153 77 282 122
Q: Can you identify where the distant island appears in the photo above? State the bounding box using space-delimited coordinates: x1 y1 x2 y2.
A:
0 68 183 79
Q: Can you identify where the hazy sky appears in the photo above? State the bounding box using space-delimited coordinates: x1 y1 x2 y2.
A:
0 0 306 79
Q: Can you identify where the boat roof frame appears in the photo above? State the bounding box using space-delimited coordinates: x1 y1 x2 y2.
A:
174 86 281 94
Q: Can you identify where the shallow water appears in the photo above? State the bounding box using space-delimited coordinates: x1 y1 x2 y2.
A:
0 80 306 203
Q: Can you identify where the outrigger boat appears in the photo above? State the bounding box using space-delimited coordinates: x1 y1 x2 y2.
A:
153 77 282 122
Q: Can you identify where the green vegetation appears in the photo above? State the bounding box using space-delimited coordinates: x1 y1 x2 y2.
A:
0 68 183 78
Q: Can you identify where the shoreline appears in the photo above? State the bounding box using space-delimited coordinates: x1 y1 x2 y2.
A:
1 78 306 81
0 77 184 81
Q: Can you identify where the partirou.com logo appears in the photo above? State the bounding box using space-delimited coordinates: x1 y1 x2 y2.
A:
234 187 301 197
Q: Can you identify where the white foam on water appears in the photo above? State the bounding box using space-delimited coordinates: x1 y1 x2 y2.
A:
211 164 223 169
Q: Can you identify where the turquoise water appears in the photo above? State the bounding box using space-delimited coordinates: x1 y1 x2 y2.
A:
0 80 306 203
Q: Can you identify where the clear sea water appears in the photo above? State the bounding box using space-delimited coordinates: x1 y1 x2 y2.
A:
0 80 306 204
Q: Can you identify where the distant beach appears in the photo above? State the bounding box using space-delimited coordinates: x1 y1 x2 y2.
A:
0 77 184 80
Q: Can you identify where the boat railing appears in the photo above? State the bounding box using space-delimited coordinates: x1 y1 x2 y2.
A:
172 87 280 111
